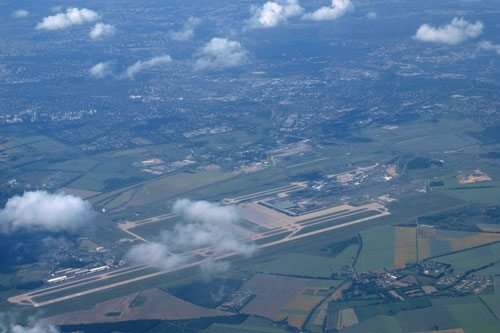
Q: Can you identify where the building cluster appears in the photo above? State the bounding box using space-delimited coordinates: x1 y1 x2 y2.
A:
419 261 450 279
47 265 110 284
453 276 493 295
133 158 195 175
217 292 254 312
346 261 493 303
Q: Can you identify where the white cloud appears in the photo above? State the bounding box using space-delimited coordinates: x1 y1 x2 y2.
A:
169 17 202 41
90 23 115 40
36 8 99 31
194 38 247 70
247 0 303 28
0 191 94 233
172 199 239 225
127 199 256 272
413 17 483 45
126 242 186 269
366 11 377 19
51 6 64 13
200 258 230 277
1 314 59 333
11 10 29 18
11 323 59 333
170 199 256 255
164 221 253 255
89 62 112 78
123 55 172 80
477 41 500 55
303 0 353 21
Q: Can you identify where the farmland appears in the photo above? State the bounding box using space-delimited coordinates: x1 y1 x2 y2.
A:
5 169 497 333
274 283 329 328
3 129 500 333
240 274 310 319
433 242 500 274
481 294 500 321
394 227 417 267
11 187 469 322
355 226 395 272
8 194 388 310
448 302 500 332
243 245 358 278
355 224 500 273
4 0 500 330
339 296 500 332
202 317 286 333
49 288 231 325
1 96 500 333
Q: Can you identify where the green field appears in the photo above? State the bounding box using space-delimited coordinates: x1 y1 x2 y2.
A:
203 316 286 333
398 133 474 152
191 130 261 150
355 226 395 272
97 166 290 220
68 171 143 192
78 239 101 251
89 168 236 210
19 136 67 152
244 244 358 278
442 186 500 204
432 242 500 274
473 262 500 276
342 315 403 333
121 169 235 207
354 297 431 322
388 191 465 219
128 218 182 240
342 295 500 333
394 305 459 332
183 167 288 201
481 294 500 321
47 158 99 172
112 148 148 157
426 166 500 204
448 302 500 332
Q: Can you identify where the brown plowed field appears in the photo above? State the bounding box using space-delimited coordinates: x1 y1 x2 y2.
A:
49 288 233 325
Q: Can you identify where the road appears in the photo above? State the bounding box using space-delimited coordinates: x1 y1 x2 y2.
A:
118 213 178 243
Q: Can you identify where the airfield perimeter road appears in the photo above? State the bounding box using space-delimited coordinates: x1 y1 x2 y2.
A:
118 213 178 243
118 183 308 242
8 206 389 307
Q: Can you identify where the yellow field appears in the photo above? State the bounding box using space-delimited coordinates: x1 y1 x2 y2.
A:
416 227 500 259
274 287 326 328
274 312 308 329
417 227 435 260
477 223 500 233
337 308 359 330
394 226 417 267
447 233 500 252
